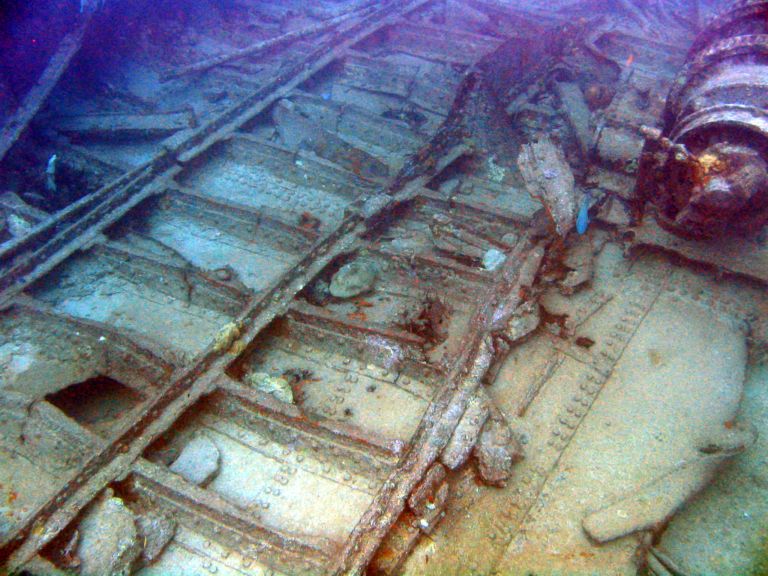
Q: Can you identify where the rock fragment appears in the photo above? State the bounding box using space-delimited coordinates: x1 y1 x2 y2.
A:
76 490 141 576
246 371 294 404
560 239 595 295
169 434 221 486
502 300 540 343
212 321 242 353
135 510 176 566
474 409 524 487
8 213 34 237
441 391 490 470
483 248 506 271
329 259 378 298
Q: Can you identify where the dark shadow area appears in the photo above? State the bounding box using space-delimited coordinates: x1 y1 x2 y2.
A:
46 375 144 436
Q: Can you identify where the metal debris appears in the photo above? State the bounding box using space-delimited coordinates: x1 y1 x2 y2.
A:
0 15 93 164
53 111 195 139
560 237 595 295
517 137 580 237
554 82 594 159
500 299 541 343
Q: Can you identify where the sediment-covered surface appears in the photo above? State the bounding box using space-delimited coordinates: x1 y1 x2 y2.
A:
1 1 766 575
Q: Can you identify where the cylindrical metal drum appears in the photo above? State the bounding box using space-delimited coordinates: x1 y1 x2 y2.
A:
636 0 768 238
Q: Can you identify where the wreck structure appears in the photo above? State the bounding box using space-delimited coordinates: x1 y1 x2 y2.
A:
0 1 766 575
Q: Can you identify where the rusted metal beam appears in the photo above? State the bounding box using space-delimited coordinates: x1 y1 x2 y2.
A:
288 303 427 354
129 459 333 574
52 110 195 139
2 16 512 569
217 380 402 465
0 169 176 310
282 309 441 388
382 21 505 65
10 294 179 384
161 2 377 81
0 193 48 224
0 14 93 163
1 132 471 576
3 146 442 573
418 189 534 227
92 239 252 316
333 236 547 575
169 185 320 246
371 246 494 285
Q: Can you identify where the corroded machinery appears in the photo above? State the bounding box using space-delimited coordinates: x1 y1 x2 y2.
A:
637 0 768 238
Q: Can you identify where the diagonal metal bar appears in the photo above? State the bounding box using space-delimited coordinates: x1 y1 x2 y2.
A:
161 1 379 81
0 14 93 163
